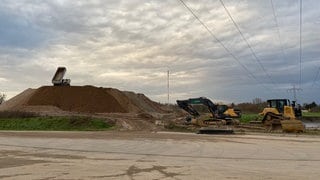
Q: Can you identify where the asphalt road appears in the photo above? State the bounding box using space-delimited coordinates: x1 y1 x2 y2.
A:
0 131 319 179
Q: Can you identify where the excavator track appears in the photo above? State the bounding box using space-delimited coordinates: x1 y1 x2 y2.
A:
197 127 234 134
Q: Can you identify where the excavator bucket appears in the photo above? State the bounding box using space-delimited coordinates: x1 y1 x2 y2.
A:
281 120 305 133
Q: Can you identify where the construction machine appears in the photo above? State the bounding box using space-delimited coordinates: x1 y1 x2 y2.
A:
259 99 305 132
176 97 240 127
52 67 71 86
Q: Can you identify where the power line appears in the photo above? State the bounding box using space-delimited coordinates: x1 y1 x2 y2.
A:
177 0 285 97
219 0 277 86
167 69 170 104
287 84 302 102
311 67 320 88
270 0 287 65
177 0 263 86
299 0 302 88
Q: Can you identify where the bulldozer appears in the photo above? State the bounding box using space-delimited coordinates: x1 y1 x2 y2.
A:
259 99 305 132
176 97 241 127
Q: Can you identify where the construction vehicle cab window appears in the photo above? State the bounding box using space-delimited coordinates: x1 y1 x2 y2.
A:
268 99 288 113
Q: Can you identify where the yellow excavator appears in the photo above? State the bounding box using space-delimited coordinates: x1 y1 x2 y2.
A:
259 99 305 132
176 97 241 127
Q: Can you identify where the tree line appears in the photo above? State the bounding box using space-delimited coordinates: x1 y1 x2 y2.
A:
235 98 320 113
0 93 5 105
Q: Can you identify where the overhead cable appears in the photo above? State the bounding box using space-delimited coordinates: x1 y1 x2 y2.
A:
178 0 259 83
270 0 288 68
311 67 320 88
177 0 282 96
219 0 277 86
299 0 303 88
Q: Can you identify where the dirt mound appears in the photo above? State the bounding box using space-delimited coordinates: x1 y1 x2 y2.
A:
1 86 166 114
27 86 127 113
105 88 141 112
0 88 36 111
124 92 166 113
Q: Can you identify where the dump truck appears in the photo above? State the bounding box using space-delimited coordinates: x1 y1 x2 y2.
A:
52 67 71 86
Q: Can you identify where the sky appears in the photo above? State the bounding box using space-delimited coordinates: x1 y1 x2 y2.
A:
0 0 319 104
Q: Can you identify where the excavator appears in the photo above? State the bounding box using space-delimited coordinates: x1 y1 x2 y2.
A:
259 99 305 132
176 97 241 127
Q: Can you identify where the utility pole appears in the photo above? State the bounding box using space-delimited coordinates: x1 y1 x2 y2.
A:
287 84 302 102
167 70 170 105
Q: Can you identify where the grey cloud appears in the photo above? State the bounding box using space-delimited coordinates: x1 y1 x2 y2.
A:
0 0 319 104
0 10 48 48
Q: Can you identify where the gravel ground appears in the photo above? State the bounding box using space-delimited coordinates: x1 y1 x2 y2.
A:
0 131 319 179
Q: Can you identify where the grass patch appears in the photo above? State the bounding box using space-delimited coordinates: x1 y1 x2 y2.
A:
240 114 260 123
302 112 320 117
0 116 113 131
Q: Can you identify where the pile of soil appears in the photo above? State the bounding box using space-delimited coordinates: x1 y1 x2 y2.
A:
0 88 36 111
0 86 166 114
123 92 166 113
27 86 127 113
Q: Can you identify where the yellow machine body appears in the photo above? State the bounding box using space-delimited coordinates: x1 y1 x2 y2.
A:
260 99 305 132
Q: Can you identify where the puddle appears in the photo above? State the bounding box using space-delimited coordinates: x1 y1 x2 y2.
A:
303 122 320 128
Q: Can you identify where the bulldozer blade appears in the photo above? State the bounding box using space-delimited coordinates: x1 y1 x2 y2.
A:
281 120 305 133
271 119 282 131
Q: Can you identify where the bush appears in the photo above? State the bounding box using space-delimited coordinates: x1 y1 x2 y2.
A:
0 111 38 118
0 93 6 104
240 114 261 123
311 106 320 113
236 102 267 113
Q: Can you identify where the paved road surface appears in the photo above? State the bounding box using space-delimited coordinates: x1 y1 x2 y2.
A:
0 131 319 179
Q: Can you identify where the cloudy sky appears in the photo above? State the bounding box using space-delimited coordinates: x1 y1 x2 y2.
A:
0 0 319 104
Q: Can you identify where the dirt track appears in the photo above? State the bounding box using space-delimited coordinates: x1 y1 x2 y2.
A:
0 131 319 179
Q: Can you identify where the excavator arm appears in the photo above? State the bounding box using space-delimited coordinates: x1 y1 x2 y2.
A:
176 100 200 117
176 97 218 118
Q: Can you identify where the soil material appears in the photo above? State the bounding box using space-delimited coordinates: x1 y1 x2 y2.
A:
0 89 36 111
26 86 127 113
0 86 171 131
0 86 166 115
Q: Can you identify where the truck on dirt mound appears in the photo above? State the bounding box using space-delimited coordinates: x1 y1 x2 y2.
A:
52 67 71 86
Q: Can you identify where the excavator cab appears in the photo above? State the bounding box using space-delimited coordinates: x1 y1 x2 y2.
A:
217 105 228 115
